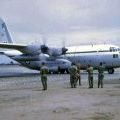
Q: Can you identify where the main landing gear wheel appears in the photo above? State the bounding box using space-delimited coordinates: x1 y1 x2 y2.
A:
108 68 114 74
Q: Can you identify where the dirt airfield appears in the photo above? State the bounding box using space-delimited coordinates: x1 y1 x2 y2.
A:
0 73 120 120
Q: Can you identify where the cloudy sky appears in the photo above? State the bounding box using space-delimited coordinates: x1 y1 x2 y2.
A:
0 0 120 47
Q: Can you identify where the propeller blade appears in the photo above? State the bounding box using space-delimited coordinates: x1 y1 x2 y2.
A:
62 47 68 54
41 45 49 53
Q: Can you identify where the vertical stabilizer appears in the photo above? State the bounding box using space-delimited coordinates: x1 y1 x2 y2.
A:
0 18 13 43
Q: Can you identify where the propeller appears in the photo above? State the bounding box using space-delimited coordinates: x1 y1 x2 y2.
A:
61 37 68 54
40 34 49 53
41 44 49 53
62 47 68 54
40 35 68 56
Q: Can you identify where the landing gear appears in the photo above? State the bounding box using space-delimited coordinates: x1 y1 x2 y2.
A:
60 69 65 74
53 71 58 74
66 69 69 74
108 68 114 74
58 68 66 74
60 69 69 74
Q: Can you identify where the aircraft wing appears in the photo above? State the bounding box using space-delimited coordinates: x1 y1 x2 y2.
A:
0 43 41 55
0 43 27 50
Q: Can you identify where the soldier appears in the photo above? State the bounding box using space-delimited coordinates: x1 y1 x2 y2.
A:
40 62 49 90
87 64 93 88
76 63 81 86
69 63 77 88
98 62 105 88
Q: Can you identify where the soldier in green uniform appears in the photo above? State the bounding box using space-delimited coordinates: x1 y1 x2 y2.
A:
40 62 49 90
76 63 81 86
69 63 78 88
87 64 93 88
98 62 105 88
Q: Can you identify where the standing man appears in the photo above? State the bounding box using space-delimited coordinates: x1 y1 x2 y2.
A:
76 63 81 86
40 62 49 91
87 64 94 88
98 62 105 88
69 63 78 88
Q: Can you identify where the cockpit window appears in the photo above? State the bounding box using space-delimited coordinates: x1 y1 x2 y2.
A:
110 47 118 52
118 48 120 51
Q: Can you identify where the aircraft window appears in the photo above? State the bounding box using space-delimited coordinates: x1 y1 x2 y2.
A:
113 54 118 58
110 47 117 52
110 48 113 52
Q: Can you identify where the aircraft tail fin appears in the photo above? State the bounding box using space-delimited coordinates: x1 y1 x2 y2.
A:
0 18 13 43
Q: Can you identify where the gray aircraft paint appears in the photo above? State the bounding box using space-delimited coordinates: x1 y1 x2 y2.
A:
0 18 120 74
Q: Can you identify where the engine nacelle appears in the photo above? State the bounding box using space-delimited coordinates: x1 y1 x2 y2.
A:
20 45 41 55
48 48 67 56
41 45 68 56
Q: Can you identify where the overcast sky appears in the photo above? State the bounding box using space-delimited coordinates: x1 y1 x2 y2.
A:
0 0 120 46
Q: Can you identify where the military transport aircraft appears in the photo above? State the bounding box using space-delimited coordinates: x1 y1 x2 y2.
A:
0 18 120 74
41 43 120 74
0 18 71 73
65 44 120 74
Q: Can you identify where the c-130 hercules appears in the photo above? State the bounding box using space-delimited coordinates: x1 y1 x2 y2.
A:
0 18 71 73
0 18 120 74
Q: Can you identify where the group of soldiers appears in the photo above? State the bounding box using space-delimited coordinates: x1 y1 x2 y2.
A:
86 62 105 88
40 62 105 91
69 62 105 89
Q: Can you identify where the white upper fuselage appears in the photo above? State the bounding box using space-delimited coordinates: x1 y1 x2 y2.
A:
4 44 120 71
67 44 120 53
65 44 120 69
